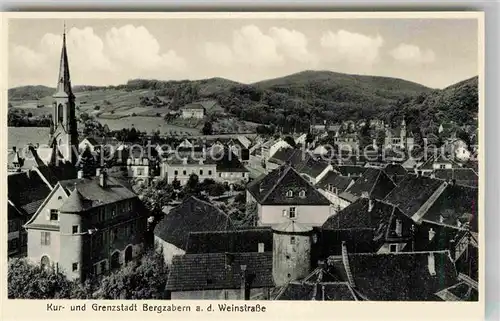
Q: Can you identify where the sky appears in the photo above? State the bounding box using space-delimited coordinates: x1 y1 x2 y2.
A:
8 17 480 89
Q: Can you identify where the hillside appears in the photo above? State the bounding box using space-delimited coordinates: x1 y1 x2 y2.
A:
254 70 432 100
8 71 478 134
398 76 478 132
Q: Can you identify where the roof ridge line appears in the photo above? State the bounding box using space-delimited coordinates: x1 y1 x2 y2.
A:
260 165 291 203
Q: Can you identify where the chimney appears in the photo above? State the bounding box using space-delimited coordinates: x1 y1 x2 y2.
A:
430 172 435 179
96 168 101 177
77 170 84 179
361 191 369 199
258 243 265 253
182 157 188 165
427 253 436 276
395 219 403 237
318 260 326 270
259 183 264 193
428 228 436 241
414 168 419 177
240 265 248 300
368 199 374 212
439 215 445 223
198 159 204 165
99 172 107 188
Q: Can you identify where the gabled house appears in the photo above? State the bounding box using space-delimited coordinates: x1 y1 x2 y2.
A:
8 203 27 257
419 154 463 174
265 138 292 161
267 148 332 184
153 196 233 264
180 103 205 119
338 168 396 204
24 170 149 281
316 170 355 213
246 165 332 227
321 198 414 256
7 170 53 256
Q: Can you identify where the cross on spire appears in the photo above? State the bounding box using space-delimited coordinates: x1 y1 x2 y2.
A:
53 20 74 99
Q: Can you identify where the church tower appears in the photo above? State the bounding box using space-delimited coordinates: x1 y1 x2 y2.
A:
50 26 78 165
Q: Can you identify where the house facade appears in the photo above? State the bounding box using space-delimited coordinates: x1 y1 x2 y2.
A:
246 165 332 227
24 171 149 281
181 104 205 119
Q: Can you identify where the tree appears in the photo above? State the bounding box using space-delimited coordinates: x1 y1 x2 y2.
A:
8 258 73 299
183 173 200 197
359 123 372 148
172 176 181 191
202 121 213 135
80 112 90 122
97 250 169 299
78 146 97 177
283 136 297 148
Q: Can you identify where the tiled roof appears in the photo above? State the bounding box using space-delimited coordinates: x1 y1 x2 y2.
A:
215 151 248 172
434 168 478 187
383 164 407 181
328 251 458 301
166 252 274 291
269 148 330 178
435 281 478 301
383 175 446 218
59 188 92 213
340 168 395 201
7 170 51 216
154 196 232 250
335 165 366 178
323 198 394 230
419 154 462 170
181 103 205 110
36 163 78 187
59 175 137 208
185 228 273 254
246 165 330 206
294 157 330 179
317 171 353 193
421 185 478 232
275 282 356 301
268 148 302 165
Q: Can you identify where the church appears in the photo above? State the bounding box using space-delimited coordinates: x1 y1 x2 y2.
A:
41 28 80 166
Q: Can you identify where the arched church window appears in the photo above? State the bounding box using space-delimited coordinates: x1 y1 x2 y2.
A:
57 104 64 123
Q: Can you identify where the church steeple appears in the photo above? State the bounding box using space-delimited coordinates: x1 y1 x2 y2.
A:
50 23 79 165
54 23 74 99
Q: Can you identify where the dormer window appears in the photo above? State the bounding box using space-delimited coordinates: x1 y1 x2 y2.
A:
286 190 293 197
299 190 306 198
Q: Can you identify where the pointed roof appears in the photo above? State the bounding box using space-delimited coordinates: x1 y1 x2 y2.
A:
246 165 330 206
59 187 89 213
53 29 74 99
273 220 313 234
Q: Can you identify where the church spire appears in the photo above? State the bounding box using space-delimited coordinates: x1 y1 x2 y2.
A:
54 22 74 98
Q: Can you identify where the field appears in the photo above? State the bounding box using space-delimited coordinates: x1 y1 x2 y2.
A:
98 117 200 135
8 127 51 149
9 88 229 135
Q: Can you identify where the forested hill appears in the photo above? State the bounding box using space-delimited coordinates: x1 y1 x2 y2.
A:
8 71 478 133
